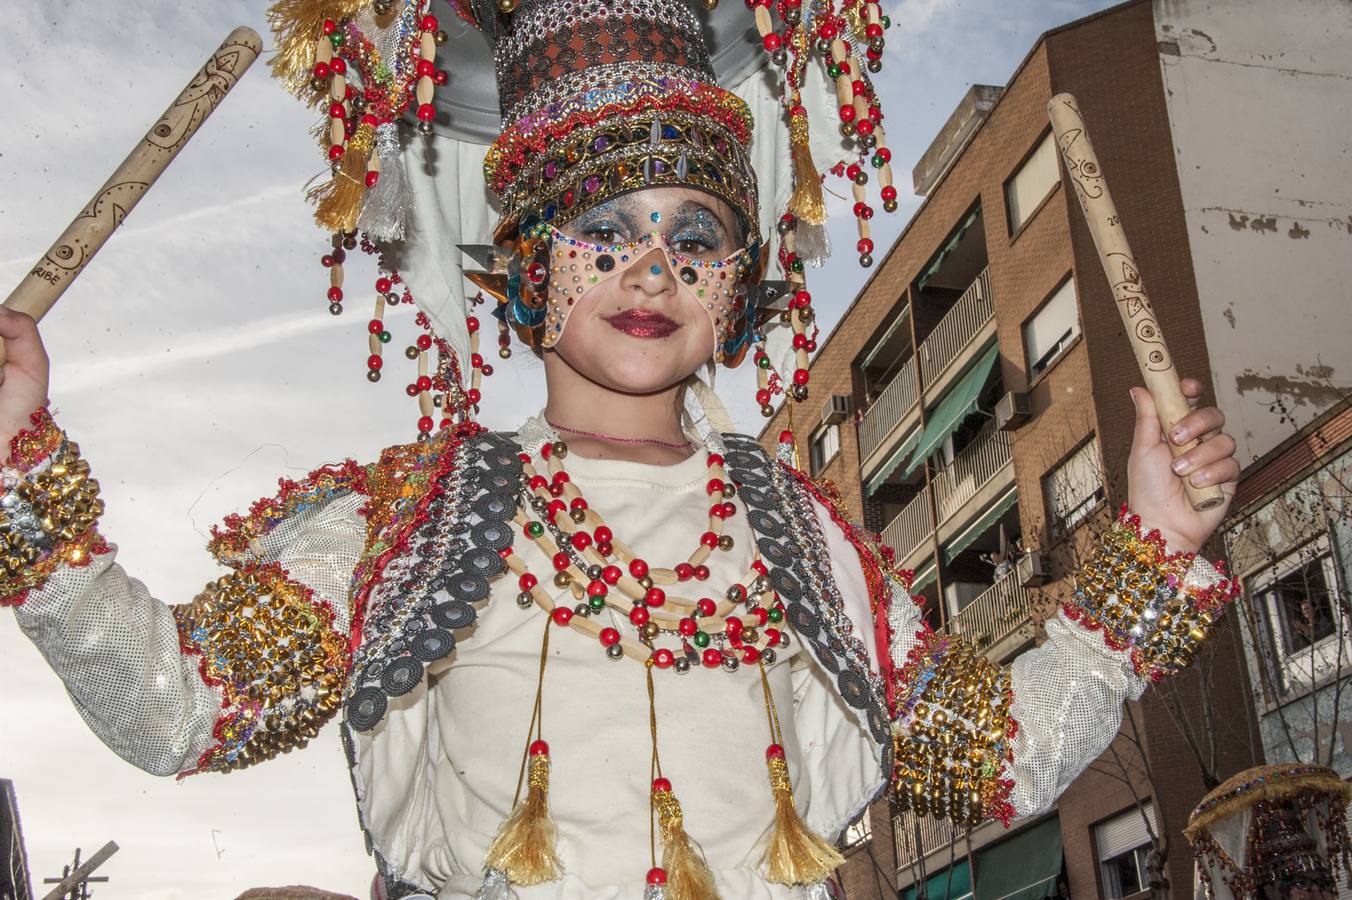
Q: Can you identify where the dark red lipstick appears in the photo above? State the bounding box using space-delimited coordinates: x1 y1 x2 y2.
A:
603 309 681 339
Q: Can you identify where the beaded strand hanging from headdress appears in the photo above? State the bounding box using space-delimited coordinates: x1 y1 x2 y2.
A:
266 0 898 432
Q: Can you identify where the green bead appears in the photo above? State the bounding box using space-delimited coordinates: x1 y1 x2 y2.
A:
757 355 771 369
378 331 392 343
527 522 545 538
329 32 344 48
589 594 605 611
790 259 805 274
827 64 842 79
871 154 885 169
882 15 891 28
693 631 710 648
768 607 784 623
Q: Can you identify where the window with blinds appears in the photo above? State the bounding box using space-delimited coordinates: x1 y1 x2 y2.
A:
1096 803 1157 899
1022 276 1081 379
809 423 840 475
1043 436 1105 540
1005 130 1060 235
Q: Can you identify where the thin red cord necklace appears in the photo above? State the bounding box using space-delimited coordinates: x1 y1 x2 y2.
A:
545 418 692 450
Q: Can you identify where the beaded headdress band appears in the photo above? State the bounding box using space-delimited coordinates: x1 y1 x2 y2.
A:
267 0 898 433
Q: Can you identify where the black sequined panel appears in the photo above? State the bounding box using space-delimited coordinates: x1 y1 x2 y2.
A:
722 434 894 765
344 434 523 731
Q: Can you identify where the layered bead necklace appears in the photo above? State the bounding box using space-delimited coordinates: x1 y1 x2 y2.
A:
474 436 845 900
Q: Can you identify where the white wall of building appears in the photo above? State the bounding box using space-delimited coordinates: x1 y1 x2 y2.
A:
1153 0 1352 466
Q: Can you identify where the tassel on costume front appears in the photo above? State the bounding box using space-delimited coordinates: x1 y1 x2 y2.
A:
652 780 718 900
482 742 563 885
267 0 367 97
357 122 412 241
309 121 375 233
762 747 844 885
786 107 831 266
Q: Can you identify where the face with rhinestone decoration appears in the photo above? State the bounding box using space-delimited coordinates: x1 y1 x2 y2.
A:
534 186 753 396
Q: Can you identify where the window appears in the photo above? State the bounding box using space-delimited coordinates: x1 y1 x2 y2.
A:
1023 277 1081 379
1096 803 1157 899
809 423 840 475
1253 536 1345 693
1005 130 1060 234
1043 436 1105 539
841 814 871 850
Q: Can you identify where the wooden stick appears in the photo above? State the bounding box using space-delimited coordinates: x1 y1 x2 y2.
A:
40 841 118 900
1047 93 1224 512
1 26 262 363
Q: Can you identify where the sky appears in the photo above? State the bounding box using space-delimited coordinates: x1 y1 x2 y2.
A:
0 0 1118 896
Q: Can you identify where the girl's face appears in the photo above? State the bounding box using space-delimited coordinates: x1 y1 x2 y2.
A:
544 187 745 396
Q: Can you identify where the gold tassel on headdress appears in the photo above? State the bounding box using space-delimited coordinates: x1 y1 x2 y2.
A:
266 0 367 97
309 120 375 233
759 663 844 885
479 619 564 889
646 667 718 900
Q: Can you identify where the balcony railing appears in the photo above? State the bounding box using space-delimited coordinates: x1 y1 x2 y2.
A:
858 356 917 463
945 568 1034 656
881 485 933 563
894 811 959 870
933 421 1012 524
918 268 994 386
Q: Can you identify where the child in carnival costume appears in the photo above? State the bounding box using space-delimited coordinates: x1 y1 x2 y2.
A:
0 1 1246 897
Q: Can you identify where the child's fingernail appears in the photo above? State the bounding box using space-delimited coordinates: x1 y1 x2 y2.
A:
1171 427 1188 444
1191 472 1209 487
1172 458 1190 474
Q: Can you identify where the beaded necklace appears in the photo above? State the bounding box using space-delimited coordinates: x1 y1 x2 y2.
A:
475 436 844 899
544 418 693 450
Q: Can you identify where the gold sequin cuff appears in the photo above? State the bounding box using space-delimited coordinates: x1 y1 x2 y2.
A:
174 562 348 775
1 406 107 606
1064 506 1238 682
891 629 1017 826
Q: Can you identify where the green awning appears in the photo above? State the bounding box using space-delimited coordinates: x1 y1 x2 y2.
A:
903 858 972 900
943 487 1018 564
902 342 1000 478
917 206 981 291
910 558 938 592
974 816 1063 900
864 425 923 494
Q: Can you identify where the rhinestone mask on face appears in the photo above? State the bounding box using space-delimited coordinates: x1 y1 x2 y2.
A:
539 225 752 358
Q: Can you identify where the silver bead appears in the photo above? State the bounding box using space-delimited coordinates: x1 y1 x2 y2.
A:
417 119 435 136
606 644 624 660
761 648 777 665
778 632 791 648
722 656 739 672
674 656 691 674
574 603 591 617
587 564 604 580
516 592 533 608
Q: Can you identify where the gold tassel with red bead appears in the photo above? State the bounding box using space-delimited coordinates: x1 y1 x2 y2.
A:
758 663 844 885
311 119 375 233
479 619 563 889
651 780 718 900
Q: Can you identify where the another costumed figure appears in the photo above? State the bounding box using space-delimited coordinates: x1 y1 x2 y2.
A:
0 1 1247 898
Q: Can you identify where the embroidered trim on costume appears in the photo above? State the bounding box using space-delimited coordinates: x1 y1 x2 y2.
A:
207 460 372 565
174 562 348 775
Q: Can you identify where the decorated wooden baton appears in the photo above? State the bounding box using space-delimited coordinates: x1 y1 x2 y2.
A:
1 27 262 363
1047 93 1224 512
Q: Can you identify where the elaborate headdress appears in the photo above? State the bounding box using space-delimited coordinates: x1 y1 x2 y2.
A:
267 0 899 431
1187 763 1352 898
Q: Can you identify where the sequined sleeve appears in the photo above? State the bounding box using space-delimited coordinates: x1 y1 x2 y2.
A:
7 408 371 777
886 507 1237 825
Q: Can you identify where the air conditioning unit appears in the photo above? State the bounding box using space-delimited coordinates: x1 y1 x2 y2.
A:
995 391 1032 431
821 394 851 426
1018 550 1051 587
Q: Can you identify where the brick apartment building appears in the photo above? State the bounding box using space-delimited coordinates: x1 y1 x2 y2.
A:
756 0 1352 895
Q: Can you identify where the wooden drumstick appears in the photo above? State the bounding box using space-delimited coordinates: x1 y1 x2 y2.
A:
1047 93 1224 512
0 26 263 363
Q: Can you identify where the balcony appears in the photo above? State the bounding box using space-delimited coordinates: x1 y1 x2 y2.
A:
933 420 1013 525
894 811 959 871
881 484 933 565
944 568 1036 659
858 356 918 464
919 268 994 391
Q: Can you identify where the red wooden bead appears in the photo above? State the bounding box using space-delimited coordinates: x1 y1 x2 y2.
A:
416 103 436 121
586 580 608 597
602 565 623 585
594 525 613 544
571 532 592 551
742 646 762 665
696 598 717 617
519 573 538 591
569 497 588 510
694 565 710 581
793 369 810 386
417 334 434 350
645 587 666 607
595 541 613 557
551 606 573 626
702 648 723 668
367 355 382 370
529 739 550 756
629 559 649 579
839 104 856 122
630 606 650 626
675 562 695 581
700 531 719 548
552 552 571 571
752 607 769 626
599 627 620 646
722 502 737 518
707 453 724 467
647 868 667 886
762 32 782 51
725 616 744 636
653 648 675 668
765 743 785 759
328 286 344 301
529 475 548 490
419 14 439 31
706 478 725 496
652 777 672 792
418 417 435 435
678 617 698 636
